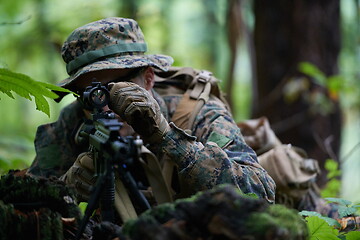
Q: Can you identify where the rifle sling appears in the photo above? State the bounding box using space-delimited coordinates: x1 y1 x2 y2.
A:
139 146 174 204
114 173 138 221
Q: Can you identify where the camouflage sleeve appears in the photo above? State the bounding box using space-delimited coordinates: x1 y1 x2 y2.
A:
160 98 276 203
27 101 87 178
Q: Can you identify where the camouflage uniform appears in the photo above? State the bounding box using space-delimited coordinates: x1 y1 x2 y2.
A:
28 92 275 202
27 17 276 203
28 101 87 177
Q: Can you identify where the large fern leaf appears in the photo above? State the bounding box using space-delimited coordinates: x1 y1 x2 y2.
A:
306 216 340 240
0 68 73 117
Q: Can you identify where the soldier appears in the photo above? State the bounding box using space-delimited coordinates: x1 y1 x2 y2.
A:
27 17 275 210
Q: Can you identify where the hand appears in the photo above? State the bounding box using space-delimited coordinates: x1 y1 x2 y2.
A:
60 152 96 202
108 82 170 144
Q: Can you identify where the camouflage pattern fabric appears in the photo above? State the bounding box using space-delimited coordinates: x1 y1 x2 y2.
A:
58 17 173 90
158 95 275 202
27 91 275 203
27 101 88 177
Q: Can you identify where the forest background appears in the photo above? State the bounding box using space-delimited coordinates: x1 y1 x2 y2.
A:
0 0 359 203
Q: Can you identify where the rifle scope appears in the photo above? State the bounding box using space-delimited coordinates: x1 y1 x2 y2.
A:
82 82 110 110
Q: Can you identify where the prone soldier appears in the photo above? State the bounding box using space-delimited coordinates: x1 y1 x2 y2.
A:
26 17 275 223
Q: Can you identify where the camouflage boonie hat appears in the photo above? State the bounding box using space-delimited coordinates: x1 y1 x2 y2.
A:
58 17 173 89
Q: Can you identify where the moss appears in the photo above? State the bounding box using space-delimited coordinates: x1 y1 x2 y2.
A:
0 171 82 239
122 184 309 240
122 202 176 236
246 204 308 239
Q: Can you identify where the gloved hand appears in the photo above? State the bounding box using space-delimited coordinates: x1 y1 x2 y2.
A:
109 82 170 144
60 152 96 202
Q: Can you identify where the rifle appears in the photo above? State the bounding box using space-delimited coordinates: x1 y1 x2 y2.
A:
75 82 151 240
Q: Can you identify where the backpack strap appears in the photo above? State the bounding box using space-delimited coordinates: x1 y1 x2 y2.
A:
172 70 212 130
161 71 213 190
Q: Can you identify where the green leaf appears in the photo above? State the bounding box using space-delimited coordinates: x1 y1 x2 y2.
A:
321 178 341 198
325 159 339 171
325 198 352 206
344 231 360 240
298 62 327 86
338 206 357 218
41 82 74 94
0 86 14 99
325 159 341 179
306 216 340 240
327 75 345 92
300 210 322 217
300 211 341 227
0 68 73 117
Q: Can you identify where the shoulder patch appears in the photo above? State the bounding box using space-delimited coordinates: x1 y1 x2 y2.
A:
207 132 232 148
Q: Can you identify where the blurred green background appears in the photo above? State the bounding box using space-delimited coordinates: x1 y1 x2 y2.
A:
0 0 359 202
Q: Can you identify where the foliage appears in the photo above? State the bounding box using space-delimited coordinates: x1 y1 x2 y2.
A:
321 159 342 198
300 197 360 240
324 198 359 219
297 62 359 113
285 62 347 116
300 211 341 228
302 215 360 240
345 231 360 240
305 216 339 240
0 68 73 117
0 68 74 174
0 157 30 175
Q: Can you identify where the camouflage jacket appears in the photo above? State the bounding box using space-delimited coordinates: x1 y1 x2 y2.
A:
28 91 276 203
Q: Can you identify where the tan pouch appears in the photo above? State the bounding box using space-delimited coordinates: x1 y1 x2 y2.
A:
237 117 282 155
258 144 320 194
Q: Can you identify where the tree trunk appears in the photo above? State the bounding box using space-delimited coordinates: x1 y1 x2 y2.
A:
225 0 242 110
252 0 342 188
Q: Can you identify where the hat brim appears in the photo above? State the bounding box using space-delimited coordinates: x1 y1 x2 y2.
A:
58 53 173 89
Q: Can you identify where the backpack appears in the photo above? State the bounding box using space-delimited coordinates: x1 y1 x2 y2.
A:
238 117 321 208
153 67 230 130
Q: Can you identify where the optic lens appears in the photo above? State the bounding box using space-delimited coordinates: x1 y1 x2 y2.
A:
91 89 106 105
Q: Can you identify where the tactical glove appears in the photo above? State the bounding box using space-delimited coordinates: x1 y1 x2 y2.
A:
60 152 96 202
109 82 170 144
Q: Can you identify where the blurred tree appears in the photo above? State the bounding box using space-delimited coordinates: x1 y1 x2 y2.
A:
224 0 242 110
252 0 342 188
202 0 220 72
